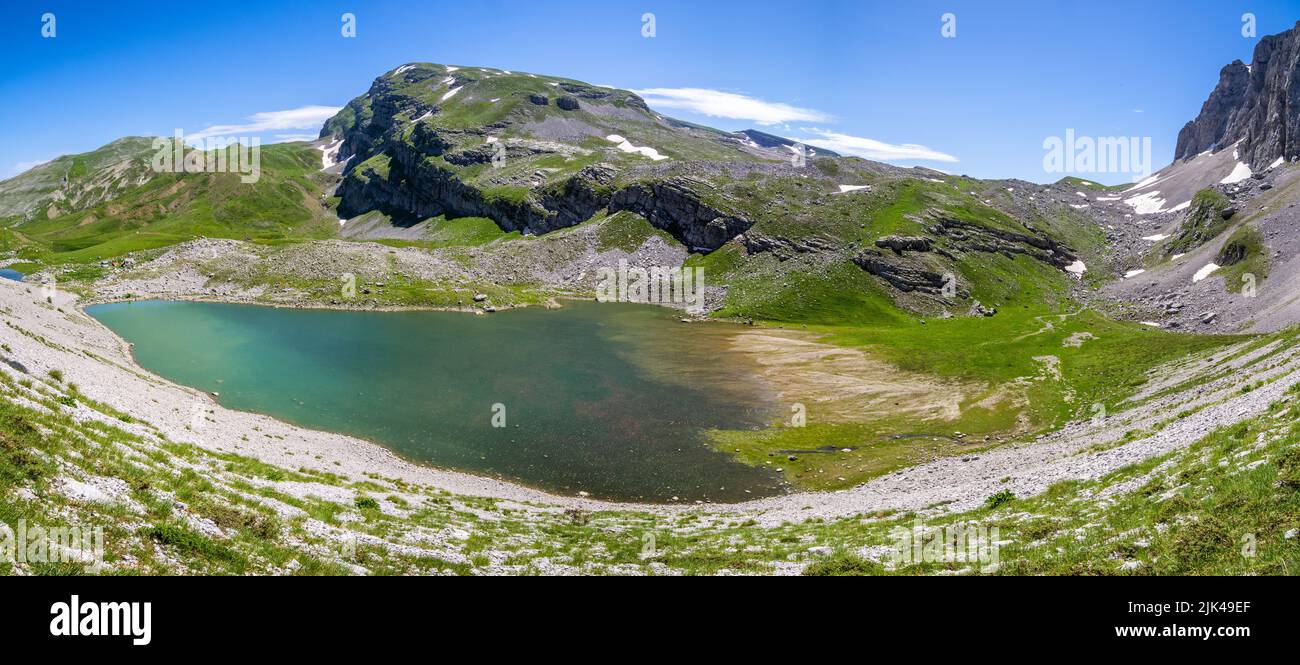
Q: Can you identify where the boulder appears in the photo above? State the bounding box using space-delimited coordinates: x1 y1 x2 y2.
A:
556 96 580 111
875 235 932 253
528 94 549 106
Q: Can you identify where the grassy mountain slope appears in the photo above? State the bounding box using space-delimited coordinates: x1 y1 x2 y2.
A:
1 142 338 265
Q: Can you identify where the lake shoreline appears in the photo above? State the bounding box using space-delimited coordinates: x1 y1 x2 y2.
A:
4 277 1287 529
86 297 785 503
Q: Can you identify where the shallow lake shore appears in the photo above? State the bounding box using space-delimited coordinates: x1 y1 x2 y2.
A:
2 277 1296 528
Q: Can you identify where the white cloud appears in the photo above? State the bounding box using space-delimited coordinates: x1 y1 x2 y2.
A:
796 128 959 163
630 87 830 125
272 133 320 143
187 105 341 142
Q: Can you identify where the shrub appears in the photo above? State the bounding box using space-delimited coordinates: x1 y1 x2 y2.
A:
985 490 1016 509
354 496 380 510
803 552 884 576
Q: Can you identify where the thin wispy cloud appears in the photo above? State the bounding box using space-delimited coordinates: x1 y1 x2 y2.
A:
631 88 830 126
797 128 959 163
273 133 321 143
187 105 341 142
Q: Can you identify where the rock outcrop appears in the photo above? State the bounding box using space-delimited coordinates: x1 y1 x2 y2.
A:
609 178 754 251
1175 22 1300 169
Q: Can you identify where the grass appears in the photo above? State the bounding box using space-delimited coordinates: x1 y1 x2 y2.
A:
1217 225 1269 294
12 143 338 266
1168 188 1231 255
596 211 675 252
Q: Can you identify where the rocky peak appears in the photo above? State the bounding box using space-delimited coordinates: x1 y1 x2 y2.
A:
1175 23 1300 169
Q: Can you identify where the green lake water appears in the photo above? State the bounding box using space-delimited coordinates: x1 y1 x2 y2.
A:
86 299 786 502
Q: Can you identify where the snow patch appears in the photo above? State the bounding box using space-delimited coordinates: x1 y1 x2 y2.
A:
1141 234 1169 242
1220 162 1252 184
1125 190 1189 215
837 185 870 193
605 135 668 161
1124 269 1146 278
441 86 462 102
1064 260 1087 277
1269 156 1285 169
317 138 343 171
1192 263 1220 283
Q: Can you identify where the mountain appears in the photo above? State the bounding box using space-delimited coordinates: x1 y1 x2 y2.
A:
0 137 158 221
320 63 804 249
1175 21 1300 170
734 129 839 157
0 140 337 263
315 62 1110 323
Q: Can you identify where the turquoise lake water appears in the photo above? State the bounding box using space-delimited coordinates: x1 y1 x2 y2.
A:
86 299 786 502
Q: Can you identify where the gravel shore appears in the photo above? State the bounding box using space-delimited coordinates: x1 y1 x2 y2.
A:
3 276 1293 529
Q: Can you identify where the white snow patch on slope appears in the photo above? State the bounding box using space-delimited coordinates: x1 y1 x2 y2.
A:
1193 263 1220 283
441 86 462 102
1220 162 1252 184
445 66 460 72
1141 321 1162 327
1141 234 1169 242
606 135 668 161
1269 156 1285 169
317 139 343 171
1124 191 1166 214
1064 260 1087 277
1124 269 1146 278
837 185 870 193
1169 201 1190 212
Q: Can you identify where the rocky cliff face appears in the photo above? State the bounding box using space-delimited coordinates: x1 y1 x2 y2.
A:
322 63 773 251
1175 22 1300 169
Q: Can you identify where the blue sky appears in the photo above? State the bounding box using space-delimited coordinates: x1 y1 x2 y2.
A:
1 0 1296 183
